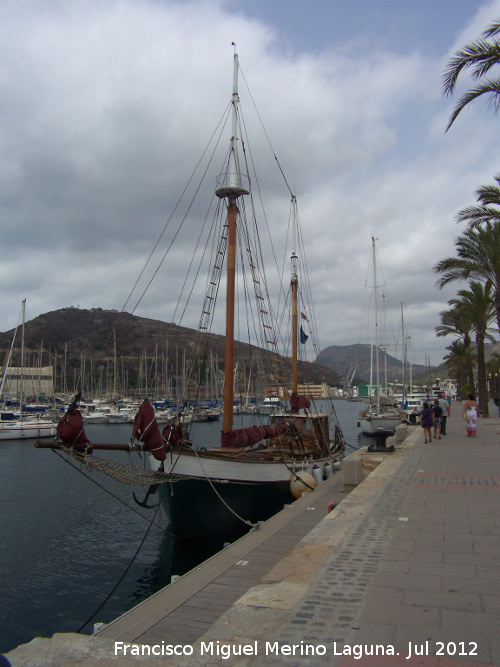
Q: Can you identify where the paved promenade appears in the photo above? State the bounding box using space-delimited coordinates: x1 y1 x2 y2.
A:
5 403 500 666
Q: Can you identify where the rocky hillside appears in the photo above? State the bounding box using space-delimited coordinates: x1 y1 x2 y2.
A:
0 307 341 396
317 343 429 384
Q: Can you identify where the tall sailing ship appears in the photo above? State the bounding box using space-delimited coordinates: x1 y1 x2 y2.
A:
36 49 345 539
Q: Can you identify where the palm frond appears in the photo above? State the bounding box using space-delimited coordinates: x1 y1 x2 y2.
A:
434 263 473 289
446 79 500 131
470 42 500 80
475 184 500 207
442 40 500 95
483 20 500 39
456 205 500 228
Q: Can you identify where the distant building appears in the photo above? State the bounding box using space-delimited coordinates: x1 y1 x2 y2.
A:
0 365 54 398
278 382 336 399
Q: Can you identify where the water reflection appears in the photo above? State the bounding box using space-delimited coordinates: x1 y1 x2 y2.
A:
127 526 248 611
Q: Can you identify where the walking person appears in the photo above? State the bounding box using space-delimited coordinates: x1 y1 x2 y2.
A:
462 393 478 437
438 392 450 435
432 399 443 440
421 401 434 443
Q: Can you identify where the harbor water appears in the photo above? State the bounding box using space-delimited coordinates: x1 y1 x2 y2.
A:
0 399 369 654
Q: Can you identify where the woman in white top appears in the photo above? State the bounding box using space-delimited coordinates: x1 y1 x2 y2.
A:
462 393 478 437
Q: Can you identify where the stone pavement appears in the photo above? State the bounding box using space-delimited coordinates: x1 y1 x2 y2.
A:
5 402 500 666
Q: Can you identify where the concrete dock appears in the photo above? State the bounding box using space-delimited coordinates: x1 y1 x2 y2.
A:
5 404 500 666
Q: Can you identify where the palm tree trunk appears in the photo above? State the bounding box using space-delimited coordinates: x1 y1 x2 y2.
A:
495 292 500 341
464 335 475 390
476 333 489 417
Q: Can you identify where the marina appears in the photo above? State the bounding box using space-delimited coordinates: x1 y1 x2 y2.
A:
1 10 498 665
0 399 366 655
5 404 500 665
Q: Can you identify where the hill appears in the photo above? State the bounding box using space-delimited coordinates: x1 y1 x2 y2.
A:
317 343 429 384
0 307 341 397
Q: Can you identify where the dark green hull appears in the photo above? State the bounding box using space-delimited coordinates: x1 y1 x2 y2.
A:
160 478 294 540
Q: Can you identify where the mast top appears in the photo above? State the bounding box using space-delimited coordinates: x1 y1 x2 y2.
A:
215 48 250 199
291 195 298 284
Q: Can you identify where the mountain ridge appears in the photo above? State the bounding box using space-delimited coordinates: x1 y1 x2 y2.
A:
1 307 460 394
0 307 341 395
317 343 430 383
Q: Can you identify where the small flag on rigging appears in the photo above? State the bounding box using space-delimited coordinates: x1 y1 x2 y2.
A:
300 325 308 344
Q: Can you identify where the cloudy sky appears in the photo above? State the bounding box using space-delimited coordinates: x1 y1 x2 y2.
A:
1 0 500 368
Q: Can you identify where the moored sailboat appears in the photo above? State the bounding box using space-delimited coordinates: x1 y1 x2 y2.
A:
358 239 405 436
36 48 345 539
0 300 57 441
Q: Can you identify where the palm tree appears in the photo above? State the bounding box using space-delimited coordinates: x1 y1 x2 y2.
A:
436 305 475 388
455 174 500 228
433 224 500 336
486 352 500 403
443 19 500 131
443 339 470 391
450 282 496 416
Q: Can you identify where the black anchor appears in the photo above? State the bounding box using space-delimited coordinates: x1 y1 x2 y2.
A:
132 461 164 509
133 483 160 509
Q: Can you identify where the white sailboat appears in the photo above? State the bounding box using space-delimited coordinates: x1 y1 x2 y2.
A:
0 300 57 441
358 239 405 436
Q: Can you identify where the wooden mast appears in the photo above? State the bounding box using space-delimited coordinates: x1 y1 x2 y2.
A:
223 197 237 431
216 46 249 434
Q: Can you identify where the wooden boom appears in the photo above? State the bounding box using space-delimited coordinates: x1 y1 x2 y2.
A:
34 439 146 452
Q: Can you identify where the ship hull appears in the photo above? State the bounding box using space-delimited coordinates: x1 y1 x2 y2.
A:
160 475 293 540
153 449 326 540
358 415 403 437
0 421 57 440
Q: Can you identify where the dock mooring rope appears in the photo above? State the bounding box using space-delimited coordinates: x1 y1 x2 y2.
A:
51 448 166 530
189 446 257 529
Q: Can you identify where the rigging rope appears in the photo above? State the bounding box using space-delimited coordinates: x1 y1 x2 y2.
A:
188 446 256 529
122 102 232 316
51 448 166 529
240 67 294 198
76 500 162 634
53 443 174 485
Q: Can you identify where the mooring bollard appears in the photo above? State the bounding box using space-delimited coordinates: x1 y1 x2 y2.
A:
368 428 395 453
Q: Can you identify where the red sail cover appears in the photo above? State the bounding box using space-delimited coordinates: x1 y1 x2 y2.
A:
57 408 92 453
290 392 310 413
133 400 166 461
221 422 288 448
162 421 184 448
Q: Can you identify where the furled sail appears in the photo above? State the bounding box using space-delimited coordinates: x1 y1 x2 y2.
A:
57 403 92 453
221 422 288 448
161 420 184 449
289 392 310 413
132 399 166 461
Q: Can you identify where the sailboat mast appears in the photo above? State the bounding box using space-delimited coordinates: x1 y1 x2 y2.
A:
291 195 298 394
216 46 249 433
383 293 388 395
20 298 26 422
372 238 380 412
401 303 406 406
113 329 117 399
223 200 237 431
